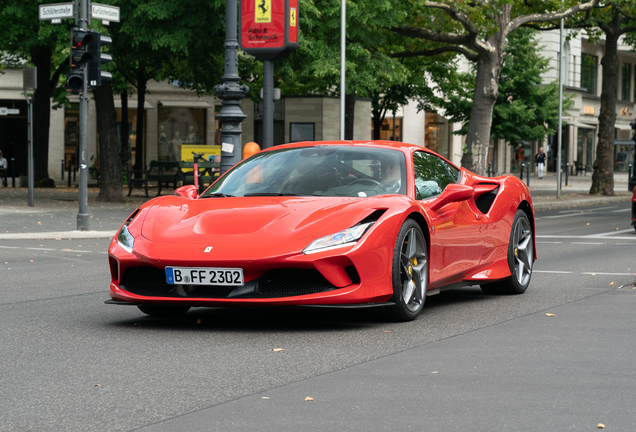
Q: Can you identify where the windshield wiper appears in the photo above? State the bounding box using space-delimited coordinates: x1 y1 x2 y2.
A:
243 192 303 197
200 192 234 198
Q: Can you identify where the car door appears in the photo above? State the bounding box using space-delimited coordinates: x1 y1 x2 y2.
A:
413 151 486 286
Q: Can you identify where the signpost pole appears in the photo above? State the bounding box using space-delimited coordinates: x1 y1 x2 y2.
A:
22 67 37 207
77 0 90 230
263 60 274 149
340 0 345 140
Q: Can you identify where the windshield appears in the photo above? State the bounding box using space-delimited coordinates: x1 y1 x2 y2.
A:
201 145 407 198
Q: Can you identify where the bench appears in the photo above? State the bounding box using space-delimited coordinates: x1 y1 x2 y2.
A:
178 161 220 192
574 161 587 176
127 160 182 197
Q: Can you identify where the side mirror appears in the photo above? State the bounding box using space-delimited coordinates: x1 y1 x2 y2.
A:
175 184 198 199
428 184 473 212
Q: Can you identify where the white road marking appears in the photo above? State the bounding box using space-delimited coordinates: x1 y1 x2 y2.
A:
536 241 563 244
534 270 572 274
571 242 604 245
541 206 621 219
0 246 20 249
24 247 57 251
581 272 636 276
612 209 631 213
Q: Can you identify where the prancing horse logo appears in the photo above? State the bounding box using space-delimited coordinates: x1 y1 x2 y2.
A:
204 246 213 253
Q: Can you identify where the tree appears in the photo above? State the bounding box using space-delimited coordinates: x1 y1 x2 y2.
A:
272 0 448 140
375 0 599 175
528 1 636 195
426 27 567 168
103 0 226 175
0 1 72 184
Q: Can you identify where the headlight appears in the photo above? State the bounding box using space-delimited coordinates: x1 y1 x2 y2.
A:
117 223 135 253
116 209 140 253
303 222 374 255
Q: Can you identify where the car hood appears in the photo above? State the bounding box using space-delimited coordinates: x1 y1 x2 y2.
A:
140 195 392 245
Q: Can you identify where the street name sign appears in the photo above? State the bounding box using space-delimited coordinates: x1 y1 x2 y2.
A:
92 3 120 22
39 3 74 20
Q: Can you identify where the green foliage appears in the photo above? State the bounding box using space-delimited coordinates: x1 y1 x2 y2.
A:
430 28 571 146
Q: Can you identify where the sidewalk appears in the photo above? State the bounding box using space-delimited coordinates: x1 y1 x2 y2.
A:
0 172 632 240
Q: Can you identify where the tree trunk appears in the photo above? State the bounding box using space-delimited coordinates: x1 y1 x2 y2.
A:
94 82 124 202
120 90 130 169
30 46 52 184
464 54 500 174
134 64 147 172
590 20 620 195
345 93 356 140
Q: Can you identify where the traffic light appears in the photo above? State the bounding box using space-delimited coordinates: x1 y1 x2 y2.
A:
88 31 113 88
66 28 94 94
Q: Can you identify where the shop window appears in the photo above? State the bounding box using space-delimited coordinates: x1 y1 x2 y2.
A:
116 108 147 169
372 117 402 141
158 107 207 161
581 54 597 95
64 103 80 169
614 145 634 172
576 128 595 171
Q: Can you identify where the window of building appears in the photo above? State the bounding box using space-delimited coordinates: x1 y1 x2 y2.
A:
158 107 207 161
622 63 632 101
64 103 80 170
372 117 402 141
576 128 595 172
581 54 597 95
116 108 146 168
290 123 315 142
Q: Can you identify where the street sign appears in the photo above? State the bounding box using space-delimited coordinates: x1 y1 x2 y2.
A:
91 3 120 22
0 108 20 116
39 3 74 20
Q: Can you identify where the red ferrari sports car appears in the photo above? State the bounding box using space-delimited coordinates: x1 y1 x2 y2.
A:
107 141 536 321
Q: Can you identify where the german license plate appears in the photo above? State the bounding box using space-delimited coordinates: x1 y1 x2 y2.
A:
166 267 244 286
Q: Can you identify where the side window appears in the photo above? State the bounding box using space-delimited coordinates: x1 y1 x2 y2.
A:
413 151 459 200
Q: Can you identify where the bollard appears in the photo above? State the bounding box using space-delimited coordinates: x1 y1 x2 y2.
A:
67 163 72 187
10 158 16 187
565 163 569 186
520 163 524 180
487 162 491 177
61 159 65 180
629 164 634 192
526 161 530 186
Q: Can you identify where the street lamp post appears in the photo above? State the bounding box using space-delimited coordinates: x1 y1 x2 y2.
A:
215 0 249 174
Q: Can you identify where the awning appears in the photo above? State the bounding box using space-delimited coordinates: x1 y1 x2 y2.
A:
158 100 211 108
615 140 634 146
614 123 633 131
114 100 154 109
567 121 596 129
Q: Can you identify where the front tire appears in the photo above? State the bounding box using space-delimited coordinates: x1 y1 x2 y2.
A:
481 209 533 295
383 219 429 322
137 305 191 317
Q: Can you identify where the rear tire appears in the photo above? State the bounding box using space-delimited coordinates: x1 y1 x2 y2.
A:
137 305 191 317
481 209 533 295
381 219 428 322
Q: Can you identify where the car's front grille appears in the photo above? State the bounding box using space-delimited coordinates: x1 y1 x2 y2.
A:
120 266 339 299
255 269 336 297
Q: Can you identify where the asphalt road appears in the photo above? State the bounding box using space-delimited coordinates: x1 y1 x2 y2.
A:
0 201 635 431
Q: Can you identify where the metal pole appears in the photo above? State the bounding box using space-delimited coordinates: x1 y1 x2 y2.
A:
556 15 564 199
526 161 530 186
77 0 90 230
340 0 345 140
214 0 249 174
263 60 274 149
27 101 34 206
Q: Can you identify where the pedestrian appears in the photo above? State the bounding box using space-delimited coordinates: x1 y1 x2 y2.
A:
535 147 546 179
0 150 7 187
